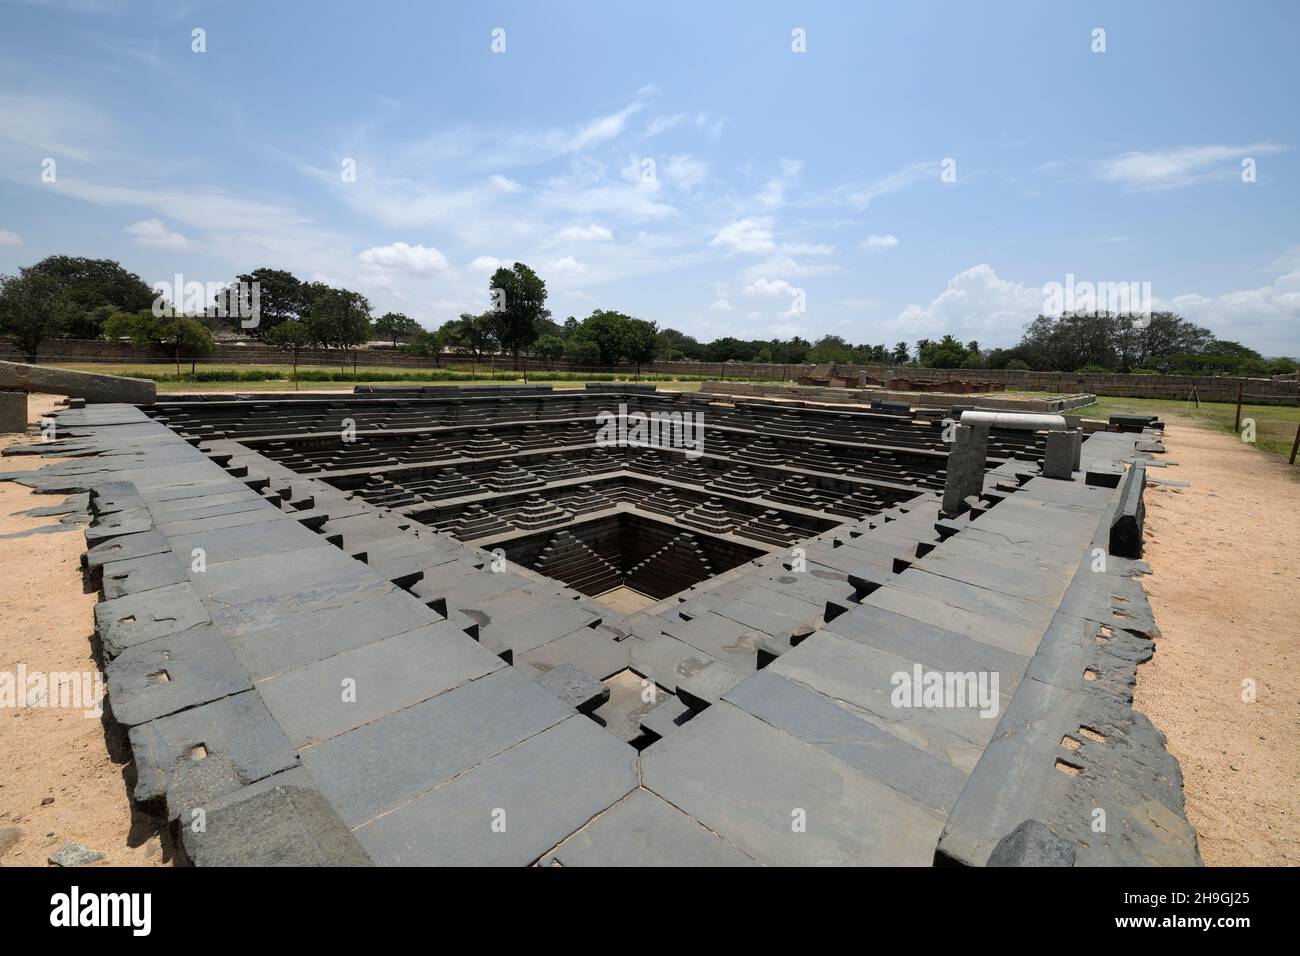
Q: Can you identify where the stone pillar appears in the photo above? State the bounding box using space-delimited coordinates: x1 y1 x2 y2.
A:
942 423 989 514
1042 429 1081 480
0 389 27 435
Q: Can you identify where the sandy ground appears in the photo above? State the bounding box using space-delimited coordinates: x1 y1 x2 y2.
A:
1133 423 1300 866
0 394 171 866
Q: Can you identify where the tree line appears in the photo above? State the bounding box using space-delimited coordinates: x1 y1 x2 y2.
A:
1 254 1294 378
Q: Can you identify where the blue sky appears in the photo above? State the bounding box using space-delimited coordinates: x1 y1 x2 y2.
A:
1 0 1297 353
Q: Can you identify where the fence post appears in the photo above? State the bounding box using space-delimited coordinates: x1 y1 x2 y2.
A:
1234 382 1244 432
1290 420 1300 466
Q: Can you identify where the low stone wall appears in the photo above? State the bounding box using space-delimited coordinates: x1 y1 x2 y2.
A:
700 380 1096 414
0 360 155 404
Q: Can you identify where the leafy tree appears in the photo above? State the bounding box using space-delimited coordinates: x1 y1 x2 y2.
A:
488 262 549 369
213 268 307 338
534 334 566 369
373 311 421 347
891 341 910 365
264 319 317 389
919 335 970 369
622 317 659 378
807 335 853 364
0 269 77 360
104 310 215 374
573 309 633 366
301 283 371 370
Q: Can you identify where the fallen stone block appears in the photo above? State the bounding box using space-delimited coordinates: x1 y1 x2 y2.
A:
986 819 1076 866
0 359 156 404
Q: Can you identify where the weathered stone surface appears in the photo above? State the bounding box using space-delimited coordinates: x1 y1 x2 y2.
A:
533 662 610 713
49 841 105 867
354 716 637 866
95 584 212 658
129 690 298 820
258 623 502 747
0 389 26 434
100 550 188 599
181 770 372 867
642 702 945 865
300 667 573 826
0 359 156 404
106 625 251 726
544 788 756 867
987 819 1075 867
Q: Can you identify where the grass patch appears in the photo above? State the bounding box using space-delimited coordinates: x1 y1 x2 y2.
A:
1076 393 1300 461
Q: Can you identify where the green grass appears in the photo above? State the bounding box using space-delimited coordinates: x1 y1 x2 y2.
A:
1073 393 1300 461
58 363 717 393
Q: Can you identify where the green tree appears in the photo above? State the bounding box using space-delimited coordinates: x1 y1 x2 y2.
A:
919 335 969 369
622 317 659 378
264 319 317 389
104 310 215 374
891 341 910 365
373 311 421 347
301 283 371 370
488 262 549 369
534 334 566 369
573 310 633 366
213 268 307 338
0 269 78 360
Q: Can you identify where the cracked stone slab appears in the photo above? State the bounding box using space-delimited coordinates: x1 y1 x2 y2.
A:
100 550 188 599
105 624 251 726
95 583 212 658
533 662 610 714
542 788 756 867
642 701 945 866
180 769 372 867
257 622 503 748
353 715 637 866
129 690 298 820
84 528 171 570
300 667 574 827
83 508 154 547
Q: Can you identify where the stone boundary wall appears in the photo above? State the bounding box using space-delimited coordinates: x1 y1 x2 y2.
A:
4 337 1296 403
700 380 1097 414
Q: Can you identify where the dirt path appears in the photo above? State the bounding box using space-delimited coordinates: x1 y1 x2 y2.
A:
0 394 170 867
1134 422 1300 866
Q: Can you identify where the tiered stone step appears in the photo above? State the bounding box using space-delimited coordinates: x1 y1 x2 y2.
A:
733 437 786 468
802 442 845 474
536 454 585 482
679 497 734 534
707 465 766 497
462 428 516 458
558 484 611 515
416 467 482 500
483 460 545 493
736 509 799 547
826 486 887 519
511 494 572 531
625 533 714 600
640 485 687 518
764 473 829 510
532 530 622 596
447 503 511 539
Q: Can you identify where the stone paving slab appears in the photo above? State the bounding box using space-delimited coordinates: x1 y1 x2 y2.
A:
725 670 968 814
542 788 756 867
258 622 503 747
129 689 298 820
96 584 212 658
353 715 637 866
300 667 573 827
100 550 188 599
642 701 946 865
106 624 251 726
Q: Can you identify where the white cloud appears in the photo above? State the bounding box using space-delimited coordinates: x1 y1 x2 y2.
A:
1161 255 1300 356
1096 143 1288 189
863 234 899 250
124 217 192 250
467 255 503 273
358 241 448 274
710 217 775 254
664 154 708 191
489 174 523 192
840 161 935 210
548 255 585 275
557 224 613 242
0 229 22 247
745 277 801 299
895 264 1043 344
781 241 834 256
710 298 733 311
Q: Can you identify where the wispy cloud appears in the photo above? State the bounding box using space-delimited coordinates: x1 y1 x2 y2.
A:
1095 143 1289 189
